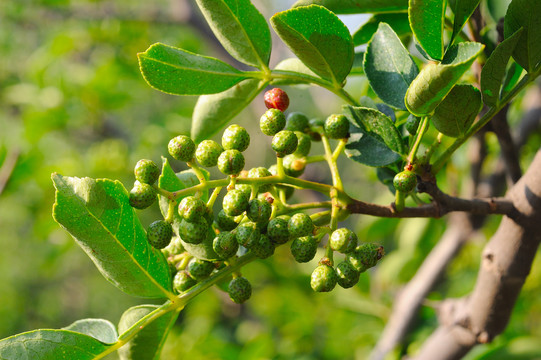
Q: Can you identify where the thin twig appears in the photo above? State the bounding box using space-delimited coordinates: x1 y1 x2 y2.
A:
0 148 20 196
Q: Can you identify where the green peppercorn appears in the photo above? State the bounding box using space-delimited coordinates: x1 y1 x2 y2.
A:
129 181 157 210
168 135 195 162
146 220 173 249
228 276 252 304
311 264 337 292
134 159 160 185
324 114 349 139
290 235 318 263
195 140 223 167
222 124 250 152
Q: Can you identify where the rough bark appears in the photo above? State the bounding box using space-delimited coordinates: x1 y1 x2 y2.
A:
412 149 541 360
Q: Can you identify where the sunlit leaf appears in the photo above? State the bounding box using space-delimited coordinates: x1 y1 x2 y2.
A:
409 0 446 60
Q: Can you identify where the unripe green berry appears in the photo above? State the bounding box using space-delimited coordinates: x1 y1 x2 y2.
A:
228 276 252 304
393 171 417 193
179 218 209 244
173 270 197 293
336 261 360 289
264 88 289 112
146 220 173 249
276 214 291 222
311 264 337 292
283 154 306 177
134 159 160 185
285 112 310 132
222 189 249 217
272 130 298 158
222 124 250 152
187 258 215 281
260 108 286 136
247 167 273 193
290 235 318 263
267 217 290 245
213 231 239 259
235 222 260 249
168 135 195 162
324 114 349 139
288 213 314 238
246 199 272 227
346 243 385 272
195 140 223 167
216 209 240 231
129 182 157 209
178 196 206 222
252 234 275 259
294 131 312 156
217 149 245 175
329 228 358 254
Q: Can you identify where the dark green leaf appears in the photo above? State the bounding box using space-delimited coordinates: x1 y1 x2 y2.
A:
118 305 180 360
63 319 118 344
405 42 484 116
409 0 446 60
344 105 406 154
486 0 512 21
481 29 523 106
363 23 419 109
192 79 266 142
353 13 411 46
0 329 113 360
504 0 541 72
194 0 271 68
292 0 408 14
345 125 402 167
271 5 354 85
52 174 173 298
431 84 482 137
451 0 481 44
138 43 249 95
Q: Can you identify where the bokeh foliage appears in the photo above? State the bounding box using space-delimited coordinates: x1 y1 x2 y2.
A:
0 0 540 359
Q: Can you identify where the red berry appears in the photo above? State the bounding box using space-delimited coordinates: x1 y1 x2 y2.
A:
264 88 289 112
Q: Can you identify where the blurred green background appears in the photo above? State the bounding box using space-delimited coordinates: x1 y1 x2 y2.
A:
0 1 540 359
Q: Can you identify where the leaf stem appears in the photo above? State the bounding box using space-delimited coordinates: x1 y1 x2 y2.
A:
407 116 429 165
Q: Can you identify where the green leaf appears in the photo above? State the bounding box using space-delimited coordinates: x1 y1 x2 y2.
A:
363 23 419 109
272 58 320 85
405 41 484 116
409 0 447 60
345 125 403 167
486 0 512 21
157 161 217 261
504 0 541 72
138 43 249 96
350 52 365 75
431 84 482 137
343 105 406 154
481 29 523 106
270 5 354 85
0 329 113 360
118 305 180 360
191 79 266 142
353 13 411 46
52 174 173 299
194 0 271 69
292 0 408 14
450 0 481 44
501 61 525 97
63 319 118 344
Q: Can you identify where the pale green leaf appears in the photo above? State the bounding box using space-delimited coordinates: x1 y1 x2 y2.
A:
118 305 179 360
405 42 484 116
345 126 403 167
191 79 266 142
63 319 118 344
138 43 249 95
52 174 173 299
194 0 271 68
364 22 418 109
272 58 319 84
271 5 354 85
409 0 447 60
